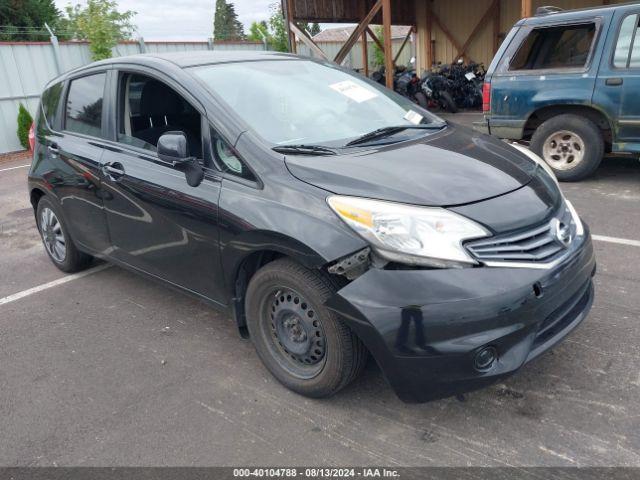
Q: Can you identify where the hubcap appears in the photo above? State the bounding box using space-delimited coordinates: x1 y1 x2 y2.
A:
40 207 66 263
265 288 326 377
542 130 585 171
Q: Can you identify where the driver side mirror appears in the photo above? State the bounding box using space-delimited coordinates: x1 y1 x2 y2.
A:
157 131 204 188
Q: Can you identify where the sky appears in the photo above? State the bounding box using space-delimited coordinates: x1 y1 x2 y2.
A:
54 0 275 41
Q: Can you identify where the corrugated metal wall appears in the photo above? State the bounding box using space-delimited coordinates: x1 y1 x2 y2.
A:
297 38 415 70
0 41 265 154
427 0 630 67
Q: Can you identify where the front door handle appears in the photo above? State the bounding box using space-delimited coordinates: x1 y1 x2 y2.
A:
606 77 623 86
102 162 125 180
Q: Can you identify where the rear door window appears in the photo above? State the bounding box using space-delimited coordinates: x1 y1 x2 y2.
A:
41 82 64 129
613 14 640 68
510 23 597 71
65 73 106 138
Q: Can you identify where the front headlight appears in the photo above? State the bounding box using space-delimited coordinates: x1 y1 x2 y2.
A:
327 196 490 268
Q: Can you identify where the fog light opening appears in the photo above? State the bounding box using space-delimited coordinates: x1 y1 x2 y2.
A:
474 346 497 371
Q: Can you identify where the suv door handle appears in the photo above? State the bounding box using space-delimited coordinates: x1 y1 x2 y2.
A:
102 162 125 180
606 78 623 86
48 144 59 156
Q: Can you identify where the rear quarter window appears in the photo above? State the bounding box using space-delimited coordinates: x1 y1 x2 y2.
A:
40 82 64 129
613 14 640 68
65 73 106 138
510 22 597 71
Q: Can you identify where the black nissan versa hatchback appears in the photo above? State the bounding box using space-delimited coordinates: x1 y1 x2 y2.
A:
29 51 596 403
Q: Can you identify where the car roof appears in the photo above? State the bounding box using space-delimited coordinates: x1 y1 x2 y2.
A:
99 50 298 69
521 1 639 25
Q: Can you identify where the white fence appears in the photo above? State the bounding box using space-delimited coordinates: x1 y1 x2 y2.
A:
0 40 265 154
297 37 415 71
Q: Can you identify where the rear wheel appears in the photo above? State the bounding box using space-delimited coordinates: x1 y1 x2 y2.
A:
530 114 603 182
245 259 367 398
36 197 92 273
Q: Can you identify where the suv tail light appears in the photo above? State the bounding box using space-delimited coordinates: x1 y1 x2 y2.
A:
28 121 35 152
482 82 491 113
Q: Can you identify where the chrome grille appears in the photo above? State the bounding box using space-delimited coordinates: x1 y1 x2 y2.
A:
466 205 576 265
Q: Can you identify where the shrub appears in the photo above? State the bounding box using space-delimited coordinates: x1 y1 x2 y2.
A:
17 103 33 150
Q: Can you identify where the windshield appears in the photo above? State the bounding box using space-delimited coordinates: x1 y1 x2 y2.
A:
192 59 443 146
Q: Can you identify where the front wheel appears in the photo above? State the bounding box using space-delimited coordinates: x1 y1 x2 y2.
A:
530 114 604 182
245 259 367 398
439 91 458 113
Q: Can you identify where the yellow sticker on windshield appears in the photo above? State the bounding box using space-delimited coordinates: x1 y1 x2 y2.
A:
329 80 378 103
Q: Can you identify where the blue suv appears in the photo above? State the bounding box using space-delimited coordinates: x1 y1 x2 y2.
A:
476 3 640 181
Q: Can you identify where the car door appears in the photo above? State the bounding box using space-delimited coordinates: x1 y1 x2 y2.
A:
489 19 601 139
50 71 112 254
99 69 226 304
594 9 640 148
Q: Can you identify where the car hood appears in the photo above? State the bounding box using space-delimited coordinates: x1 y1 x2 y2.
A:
284 125 537 207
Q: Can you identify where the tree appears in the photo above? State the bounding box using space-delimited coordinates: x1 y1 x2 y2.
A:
372 26 385 67
247 20 269 43
0 0 63 41
17 103 33 150
64 0 136 61
213 0 245 41
268 3 288 52
310 23 321 37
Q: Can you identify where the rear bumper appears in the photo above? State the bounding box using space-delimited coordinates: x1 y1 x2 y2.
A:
473 117 525 140
328 231 596 403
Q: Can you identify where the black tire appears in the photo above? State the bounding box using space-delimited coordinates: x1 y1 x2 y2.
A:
245 258 367 398
414 91 428 109
530 114 604 182
36 196 92 273
439 91 458 113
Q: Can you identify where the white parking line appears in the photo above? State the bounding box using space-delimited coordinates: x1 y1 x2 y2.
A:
592 234 640 248
0 264 111 307
0 164 30 173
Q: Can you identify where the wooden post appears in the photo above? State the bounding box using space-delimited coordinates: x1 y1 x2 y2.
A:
393 26 413 64
494 0 501 53
361 30 369 76
522 0 532 18
426 7 433 69
334 0 382 65
382 0 394 89
290 22 328 60
284 0 297 53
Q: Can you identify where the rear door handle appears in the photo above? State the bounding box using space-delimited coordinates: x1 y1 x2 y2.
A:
102 162 125 180
48 144 59 155
605 77 623 86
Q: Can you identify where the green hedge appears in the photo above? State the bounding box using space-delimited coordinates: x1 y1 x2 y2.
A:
17 103 33 150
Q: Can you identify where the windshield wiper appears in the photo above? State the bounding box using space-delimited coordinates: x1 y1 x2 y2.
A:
272 144 337 156
345 122 447 147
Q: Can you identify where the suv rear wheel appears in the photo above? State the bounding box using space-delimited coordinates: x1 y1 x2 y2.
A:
245 258 367 398
531 114 603 181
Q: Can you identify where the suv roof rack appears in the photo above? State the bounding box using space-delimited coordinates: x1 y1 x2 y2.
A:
535 6 564 16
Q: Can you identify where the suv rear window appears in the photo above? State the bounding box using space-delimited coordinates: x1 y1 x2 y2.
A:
41 82 64 129
614 14 640 68
510 23 596 71
65 73 106 137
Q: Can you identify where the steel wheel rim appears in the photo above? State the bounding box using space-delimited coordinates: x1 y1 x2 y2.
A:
40 207 66 263
542 130 586 171
260 287 327 380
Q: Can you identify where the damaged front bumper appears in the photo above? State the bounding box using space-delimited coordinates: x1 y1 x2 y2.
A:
327 230 596 403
